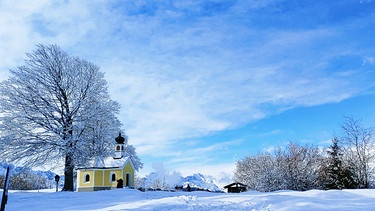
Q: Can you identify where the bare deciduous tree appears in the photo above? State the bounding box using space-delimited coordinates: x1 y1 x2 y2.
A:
234 142 322 192
341 116 375 188
283 142 322 191
0 44 142 191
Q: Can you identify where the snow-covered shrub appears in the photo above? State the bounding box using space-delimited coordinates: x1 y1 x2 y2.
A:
234 142 323 191
0 169 48 190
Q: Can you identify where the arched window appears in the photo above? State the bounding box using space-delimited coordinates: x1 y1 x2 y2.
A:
111 173 116 182
84 174 90 183
116 145 120 151
121 146 124 150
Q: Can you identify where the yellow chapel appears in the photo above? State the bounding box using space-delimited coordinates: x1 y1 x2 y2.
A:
76 133 136 192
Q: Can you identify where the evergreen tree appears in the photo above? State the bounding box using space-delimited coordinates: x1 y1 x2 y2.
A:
324 137 356 189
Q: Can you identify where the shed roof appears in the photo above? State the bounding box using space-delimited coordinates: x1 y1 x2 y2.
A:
223 182 247 189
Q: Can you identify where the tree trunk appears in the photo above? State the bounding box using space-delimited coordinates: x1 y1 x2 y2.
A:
62 153 74 191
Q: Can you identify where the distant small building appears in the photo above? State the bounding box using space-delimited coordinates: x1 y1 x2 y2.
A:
224 182 247 193
76 133 136 192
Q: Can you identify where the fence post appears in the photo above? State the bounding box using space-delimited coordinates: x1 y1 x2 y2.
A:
1 165 12 211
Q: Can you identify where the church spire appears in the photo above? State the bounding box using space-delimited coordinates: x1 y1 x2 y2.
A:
115 133 125 144
114 133 125 159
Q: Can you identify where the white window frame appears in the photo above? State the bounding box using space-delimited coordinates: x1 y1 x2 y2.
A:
110 172 116 183
84 173 90 183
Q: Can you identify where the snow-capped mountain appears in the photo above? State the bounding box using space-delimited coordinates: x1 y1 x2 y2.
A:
1 161 60 190
0 161 56 179
141 171 231 192
181 173 221 192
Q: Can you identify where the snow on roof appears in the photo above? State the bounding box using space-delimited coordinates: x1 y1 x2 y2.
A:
76 156 130 170
104 156 130 168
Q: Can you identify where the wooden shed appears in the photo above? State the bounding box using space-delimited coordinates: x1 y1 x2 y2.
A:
223 182 247 193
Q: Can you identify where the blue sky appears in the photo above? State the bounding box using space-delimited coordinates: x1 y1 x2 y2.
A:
1 0 375 178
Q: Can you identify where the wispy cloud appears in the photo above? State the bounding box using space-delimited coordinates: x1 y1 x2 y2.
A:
1 0 375 178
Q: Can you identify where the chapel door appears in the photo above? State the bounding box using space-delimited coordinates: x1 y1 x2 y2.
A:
126 173 130 187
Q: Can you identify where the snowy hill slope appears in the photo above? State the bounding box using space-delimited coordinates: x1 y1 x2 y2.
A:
3 188 375 211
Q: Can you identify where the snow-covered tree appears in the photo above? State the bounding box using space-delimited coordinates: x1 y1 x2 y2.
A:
321 137 356 189
283 142 322 191
0 44 139 191
134 173 145 190
234 152 283 192
233 155 258 190
123 144 143 171
254 152 284 192
234 142 323 191
341 116 375 188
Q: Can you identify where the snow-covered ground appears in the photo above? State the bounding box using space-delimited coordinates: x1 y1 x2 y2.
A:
3 188 375 211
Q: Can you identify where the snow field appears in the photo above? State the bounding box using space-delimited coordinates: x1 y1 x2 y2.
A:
3 188 375 210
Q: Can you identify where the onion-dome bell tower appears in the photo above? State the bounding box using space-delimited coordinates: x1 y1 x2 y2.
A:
114 133 125 159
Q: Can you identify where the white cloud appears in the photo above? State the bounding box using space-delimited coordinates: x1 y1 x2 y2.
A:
363 56 375 65
178 162 236 180
1 0 375 177
90 4 375 164
0 0 97 78
263 146 276 153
